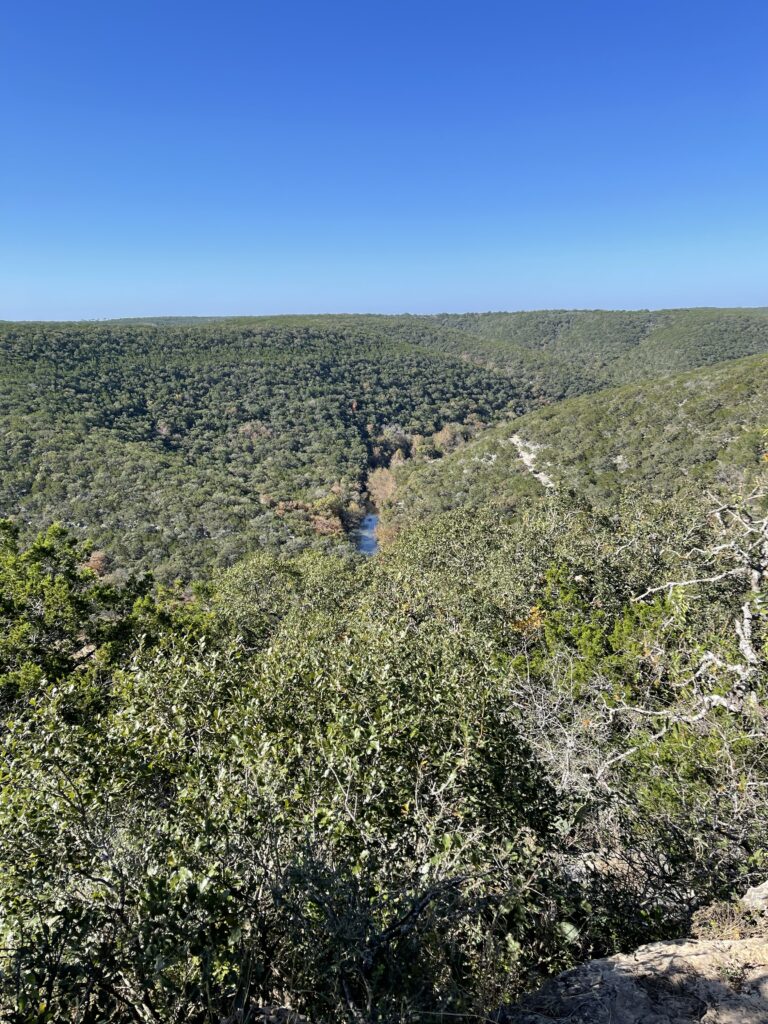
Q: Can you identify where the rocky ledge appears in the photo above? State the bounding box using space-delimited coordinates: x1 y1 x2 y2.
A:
502 883 768 1023
503 936 768 1023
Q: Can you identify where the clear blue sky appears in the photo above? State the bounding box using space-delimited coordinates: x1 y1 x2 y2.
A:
2 0 767 319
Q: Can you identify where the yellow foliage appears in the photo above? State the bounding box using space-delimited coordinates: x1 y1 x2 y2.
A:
512 605 544 633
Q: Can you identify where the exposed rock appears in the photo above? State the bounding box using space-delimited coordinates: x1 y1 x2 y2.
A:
509 434 555 489
741 881 768 914
72 642 97 662
501 937 768 1023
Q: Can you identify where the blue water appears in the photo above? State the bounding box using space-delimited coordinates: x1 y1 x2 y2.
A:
355 513 379 555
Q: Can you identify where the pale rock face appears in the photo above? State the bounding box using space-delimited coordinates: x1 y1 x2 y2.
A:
501 937 768 1023
509 434 555 489
741 880 768 914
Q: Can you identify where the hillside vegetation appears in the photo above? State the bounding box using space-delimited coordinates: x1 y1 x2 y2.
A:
1 483 766 1022
0 318 520 578
0 309 767 1022
382 351 768 530
3 309 768 578
436 307 768 393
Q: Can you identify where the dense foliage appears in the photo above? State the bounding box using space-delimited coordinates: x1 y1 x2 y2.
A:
0 318 523 579
434 307 768 392
1 309 767 1021
3 309 768 579
0 481 766 1022
383 352 768 530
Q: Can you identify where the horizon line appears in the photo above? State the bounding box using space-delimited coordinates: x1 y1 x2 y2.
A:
4 304 768 324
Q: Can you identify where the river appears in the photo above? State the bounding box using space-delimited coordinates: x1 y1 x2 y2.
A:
355 512 379 555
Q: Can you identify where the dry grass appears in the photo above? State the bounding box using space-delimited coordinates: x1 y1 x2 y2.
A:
691 900 768 941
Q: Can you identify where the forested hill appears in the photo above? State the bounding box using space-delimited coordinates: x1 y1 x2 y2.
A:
435 307 768 393
381 350 768 530
2 308 768 578
0 317 521 579
1 309 767 1022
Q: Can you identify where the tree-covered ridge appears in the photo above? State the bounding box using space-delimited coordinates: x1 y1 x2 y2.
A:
0 319 523 579
1 480 766 1022
2 310 768 1021
382 351 768 530
4 308 768 579
435 307 768 395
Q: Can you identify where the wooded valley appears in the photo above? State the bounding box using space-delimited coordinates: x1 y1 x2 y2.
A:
0 310 766 1022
